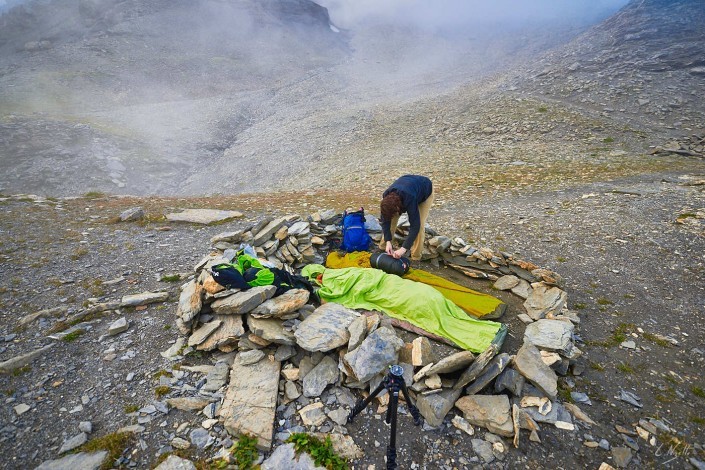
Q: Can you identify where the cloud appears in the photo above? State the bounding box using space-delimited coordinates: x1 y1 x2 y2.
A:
315 0 631 30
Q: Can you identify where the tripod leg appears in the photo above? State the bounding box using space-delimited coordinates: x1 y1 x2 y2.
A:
386 391 399 470
348 379 387 423
399 381 422 426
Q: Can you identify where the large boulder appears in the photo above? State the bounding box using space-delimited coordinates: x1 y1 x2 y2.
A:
343 327 404 383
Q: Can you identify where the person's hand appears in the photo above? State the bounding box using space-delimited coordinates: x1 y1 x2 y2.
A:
385 241 394 256
393 247 407 259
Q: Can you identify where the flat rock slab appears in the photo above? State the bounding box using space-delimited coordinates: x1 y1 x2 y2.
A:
253 217 288 245
197 315 244 351
294 302 359 352
523 283 567 320
166 397 217 411
177 280 203 323
165 209 243 224
250 289 310 318
58 432 87 454
247 316 296 345
454 343 500 390
36 451 108 470
222 356 281 450
524 319 574 353
426 350 475 376
493 275 520 290
0 343 54 373
187 320 223 347
121 291 169 307
311 433 364 460
514 342 558 400
211 286 276 315
455 394 514 437
302 355 339 397
464 353 511 395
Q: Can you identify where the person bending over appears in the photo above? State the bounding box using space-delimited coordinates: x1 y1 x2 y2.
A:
379 174 434 261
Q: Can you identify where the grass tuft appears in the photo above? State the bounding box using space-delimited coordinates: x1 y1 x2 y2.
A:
11 365 31 376
124 404 139 413
77 431 135 470
62 329 85 342
154 386 170 398
286 433 348 470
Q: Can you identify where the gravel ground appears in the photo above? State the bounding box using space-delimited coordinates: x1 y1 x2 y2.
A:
0 165 703 469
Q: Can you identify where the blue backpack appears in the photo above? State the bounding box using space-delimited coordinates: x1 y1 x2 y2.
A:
339 209 372 252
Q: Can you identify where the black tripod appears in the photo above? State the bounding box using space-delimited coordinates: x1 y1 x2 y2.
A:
347 365 422 470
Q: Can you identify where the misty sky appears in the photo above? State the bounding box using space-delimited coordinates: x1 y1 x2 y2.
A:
315 0 631 29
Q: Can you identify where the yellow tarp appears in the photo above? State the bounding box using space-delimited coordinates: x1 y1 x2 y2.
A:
325 252 505 319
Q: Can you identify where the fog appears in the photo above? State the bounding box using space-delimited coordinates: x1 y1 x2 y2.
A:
315 0 631 31
0 0 635 196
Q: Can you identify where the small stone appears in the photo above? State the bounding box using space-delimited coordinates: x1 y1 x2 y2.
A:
493 275 520 290
451 416 475 436
299 402 327 426
327 408 349 426
59 432 88 454
119 207 145 222
171 437 191 450
79 421 93 433
14 403 30 415
617 390 642 408
471 439 495 463
611 447 632 468
285 381 301 401
189 428 213 449
107 317 129 335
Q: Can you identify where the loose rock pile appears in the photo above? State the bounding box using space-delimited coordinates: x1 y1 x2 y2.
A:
156 208 597 466
651 133 705 159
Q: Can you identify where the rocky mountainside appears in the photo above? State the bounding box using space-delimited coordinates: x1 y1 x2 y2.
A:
510 0 705 136
1 0 607 196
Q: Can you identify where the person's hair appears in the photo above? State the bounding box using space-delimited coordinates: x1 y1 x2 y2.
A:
380 192 402 222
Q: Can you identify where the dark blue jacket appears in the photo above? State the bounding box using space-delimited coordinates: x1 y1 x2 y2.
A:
381 175 433 250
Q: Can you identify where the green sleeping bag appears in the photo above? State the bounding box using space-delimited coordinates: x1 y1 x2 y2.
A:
302 265 506 353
